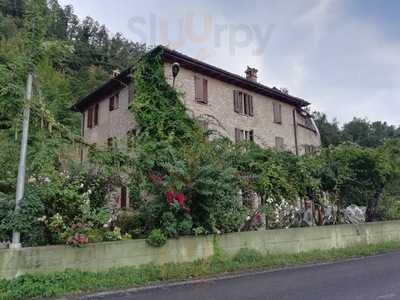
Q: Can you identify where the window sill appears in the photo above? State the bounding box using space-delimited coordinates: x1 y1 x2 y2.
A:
235 112 254 118
195 100 209 106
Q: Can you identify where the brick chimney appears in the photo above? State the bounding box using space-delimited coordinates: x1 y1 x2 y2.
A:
245 66 258 82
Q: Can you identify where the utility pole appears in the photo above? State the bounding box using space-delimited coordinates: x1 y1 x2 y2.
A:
10 72 33 249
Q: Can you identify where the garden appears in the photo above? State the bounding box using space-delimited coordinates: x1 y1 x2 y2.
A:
1 47 400 249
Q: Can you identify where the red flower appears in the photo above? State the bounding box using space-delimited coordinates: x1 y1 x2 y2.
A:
255 212 262 222
166 191 175 203
175 193 186 204
149 173 163 184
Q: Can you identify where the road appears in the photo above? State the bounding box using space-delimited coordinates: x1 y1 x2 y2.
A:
84 251 400 300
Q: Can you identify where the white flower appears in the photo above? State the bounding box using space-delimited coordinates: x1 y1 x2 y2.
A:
44 177 50 183
80 183 84 188
37 216 47 222
216 229 221 235
88 189 92 195
246 216 251 221
103 224 109 228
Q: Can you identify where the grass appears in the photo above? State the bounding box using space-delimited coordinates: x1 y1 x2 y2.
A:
1 241 400 299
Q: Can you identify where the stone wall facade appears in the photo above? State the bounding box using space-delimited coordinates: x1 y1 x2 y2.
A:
81 63 320 154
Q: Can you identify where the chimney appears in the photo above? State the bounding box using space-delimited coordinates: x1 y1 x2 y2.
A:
245 66 258 82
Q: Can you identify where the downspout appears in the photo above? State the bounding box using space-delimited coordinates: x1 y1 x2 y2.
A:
292 108 299 156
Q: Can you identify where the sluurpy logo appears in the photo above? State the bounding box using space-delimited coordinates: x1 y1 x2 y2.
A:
128 12 274 59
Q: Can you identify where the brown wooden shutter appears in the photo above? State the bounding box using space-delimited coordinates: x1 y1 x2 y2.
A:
87 107 93 128
238 92 243 114
94 104 99 126
275 137 284 151
233 90 239 112
115 93 120 109
120 186 127 208
109 96 114 111
195 76 203 102
202 78 208 103
243 94 248 115
249 95 254 116
273 103 282 123
278 104 282 123
235 128 240 143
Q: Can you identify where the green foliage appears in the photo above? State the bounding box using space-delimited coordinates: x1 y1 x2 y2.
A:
146 229 167 247
103 227 122 242
115 211 142 235
232 248 263 264
131 48 202 145
0 187 48 246
313 112 400 148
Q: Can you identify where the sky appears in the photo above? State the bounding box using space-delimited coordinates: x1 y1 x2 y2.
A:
58 0 400 126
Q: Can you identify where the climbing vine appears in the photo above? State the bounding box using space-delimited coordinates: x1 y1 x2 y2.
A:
131 48 203 146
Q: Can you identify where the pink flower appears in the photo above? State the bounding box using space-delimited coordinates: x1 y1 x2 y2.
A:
166 191 175 203
175 193 186 204
149 173 163 184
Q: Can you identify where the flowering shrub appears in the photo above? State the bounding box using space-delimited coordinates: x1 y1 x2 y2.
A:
66 233 89 247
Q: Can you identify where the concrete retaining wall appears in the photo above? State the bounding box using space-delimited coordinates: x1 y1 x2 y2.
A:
1 221 400 279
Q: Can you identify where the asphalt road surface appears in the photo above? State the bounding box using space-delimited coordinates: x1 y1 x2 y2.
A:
86 251 400 300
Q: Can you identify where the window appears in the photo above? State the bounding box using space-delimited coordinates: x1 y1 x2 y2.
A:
120 186 127 208
107 137 114 148
127 129 137 149
94 104 99 126
194 76 208 104
245 130 254 142
275 137 284 151
235 128 254 143
273 102 282 124
109 93 120 111
87 107 93 128
305 145 316 154
234 90 253 116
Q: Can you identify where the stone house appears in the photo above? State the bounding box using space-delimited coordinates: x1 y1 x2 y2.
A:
72 45 321 208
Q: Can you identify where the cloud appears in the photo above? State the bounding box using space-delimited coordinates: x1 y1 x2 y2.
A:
58 0 400 125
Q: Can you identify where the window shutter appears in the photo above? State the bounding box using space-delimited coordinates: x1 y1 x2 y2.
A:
120 186 127 208
249 95 254 116
238 92 243 114
128 83 134 104
94 104 99 126
202 78 208 103
273 103 282 123
278 104 282 123
109 96 114 111
243 94 248 115
275 137 284 151
233 90 238 112
195 76 203 102
234 128 240 143
115 93 120 109
87 107 93 128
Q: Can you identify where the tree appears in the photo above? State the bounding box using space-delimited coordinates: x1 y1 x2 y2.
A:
312 111 342 147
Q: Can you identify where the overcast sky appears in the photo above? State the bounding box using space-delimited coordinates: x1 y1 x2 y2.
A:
59 0 400 126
